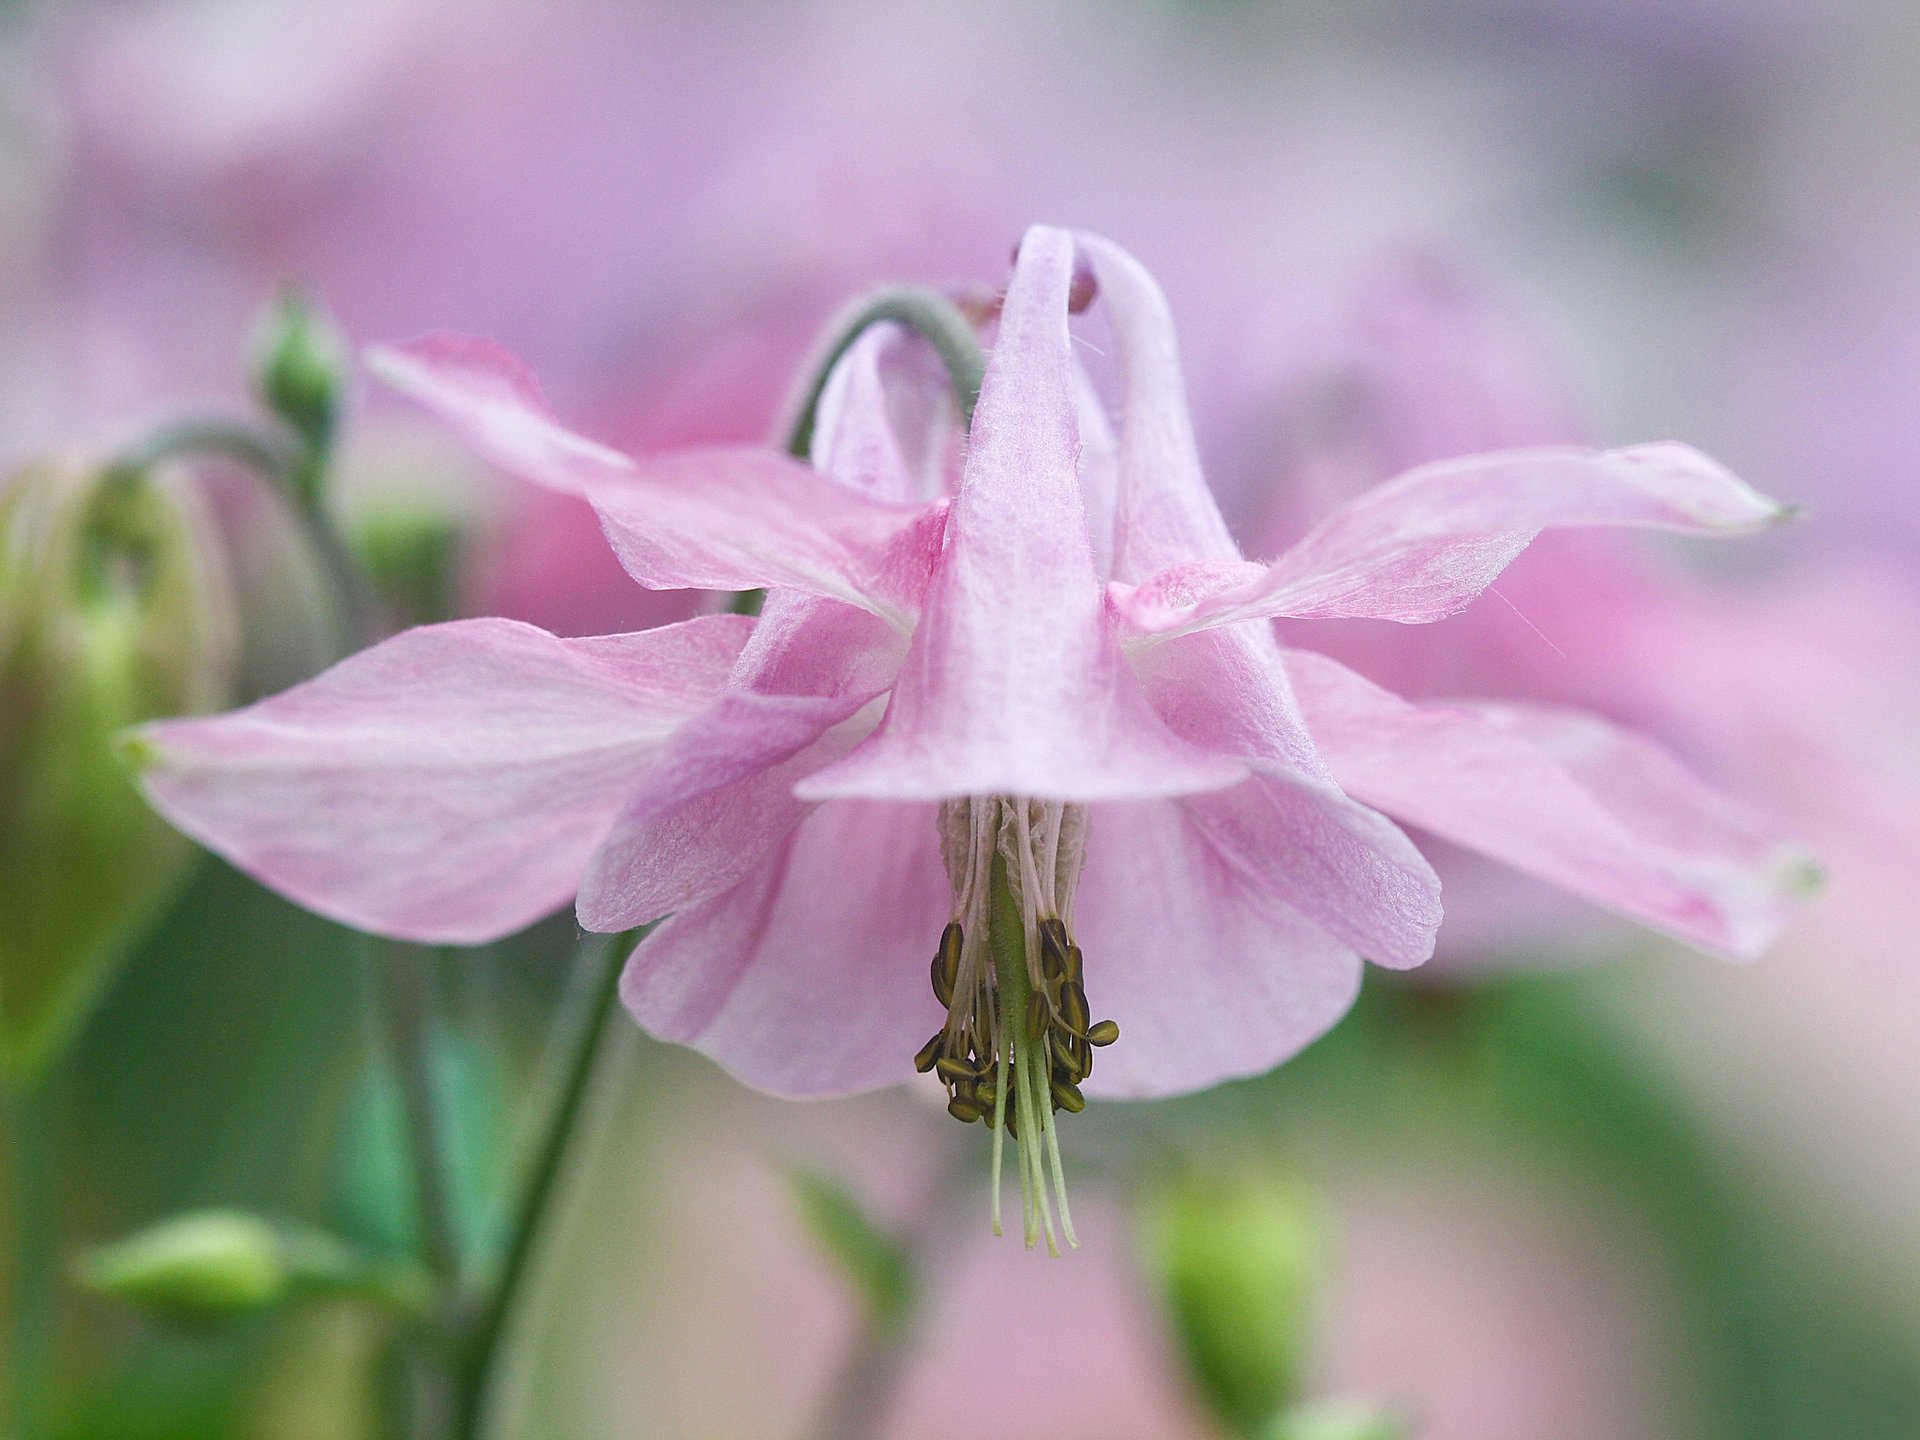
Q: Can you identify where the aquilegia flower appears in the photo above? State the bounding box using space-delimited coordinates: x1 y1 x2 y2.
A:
132 226 1812 1247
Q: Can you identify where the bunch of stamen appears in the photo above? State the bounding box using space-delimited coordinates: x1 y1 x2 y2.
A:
918 797 1119 1254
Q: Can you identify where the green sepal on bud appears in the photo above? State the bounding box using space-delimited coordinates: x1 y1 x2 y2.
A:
0 460 236 1085
1263 1399 1411 1440
786 1166 917 1335
250 287 348 495
79 1209 431 1325
1137 1167 1328 1438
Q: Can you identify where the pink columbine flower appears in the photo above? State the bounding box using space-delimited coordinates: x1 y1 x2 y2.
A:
132 226 1813 1247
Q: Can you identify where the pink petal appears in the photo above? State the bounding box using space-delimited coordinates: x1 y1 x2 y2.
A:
1074 798 1363 1097
371 333 945 622
800 225 1242 803
810 323 950 504
1076 232 1242 578
132 615 752 944
1284 648 1819 958
1135 624 1441 968
588 451 948 625
576 595 902 930
366 334 634 496
620 798 949 1098
1115 443 1793 637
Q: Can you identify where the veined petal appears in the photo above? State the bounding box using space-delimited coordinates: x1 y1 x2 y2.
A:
1284 648 1819 959
1136 623 1441 967
1076 232 1242 577
588 452 947 626
1074 799 1363 1098
371 333 945 621
577 595 902 930
1116 443 1793 638
812 323 950 504
366 334 635 496
802 224 1241 803
621 798 949 1098
130 615 752 945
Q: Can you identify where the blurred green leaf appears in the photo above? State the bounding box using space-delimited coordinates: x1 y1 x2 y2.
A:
334 1011 507 1266
786 1167 916 1335
1138 1167 1327 1438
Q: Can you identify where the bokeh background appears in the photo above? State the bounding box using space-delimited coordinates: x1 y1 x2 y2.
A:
3 1 1919 1437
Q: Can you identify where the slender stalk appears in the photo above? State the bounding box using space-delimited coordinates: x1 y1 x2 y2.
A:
111 418 378 648
5 1081 56 1440
778 287 986 461
120 414 476 1431
730 286 987 619
451 928 640 1440
374 944 466 1293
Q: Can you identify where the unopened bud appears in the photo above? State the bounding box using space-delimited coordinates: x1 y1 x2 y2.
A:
81 1209 430 1324
1265 1400 1410 1440
81 1211 288 1319
251 287 347 477
1137 1168 1327 1437
0 460 235 1083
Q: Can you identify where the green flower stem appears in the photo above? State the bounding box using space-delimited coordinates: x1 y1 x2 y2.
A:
111 418 378 651
119 413 470 1429
4 1079 56 1440
373 944 467 1307
728 286 987 618
451 927 641 1440
779 286 986 459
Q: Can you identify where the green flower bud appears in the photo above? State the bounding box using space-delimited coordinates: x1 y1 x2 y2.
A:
79 1209 431 1324
0 460 236 1084
251 287 347 477
1264 1399 1410 1440
1137 1168 1328 1438
81 1210 287 1318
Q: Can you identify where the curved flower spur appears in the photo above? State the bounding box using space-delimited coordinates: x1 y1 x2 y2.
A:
132 226 1816 1251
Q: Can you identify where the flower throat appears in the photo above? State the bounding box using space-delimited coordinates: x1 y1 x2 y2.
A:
917 797 1119 1253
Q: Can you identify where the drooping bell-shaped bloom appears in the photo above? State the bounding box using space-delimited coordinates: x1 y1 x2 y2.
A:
133 226 1812 1246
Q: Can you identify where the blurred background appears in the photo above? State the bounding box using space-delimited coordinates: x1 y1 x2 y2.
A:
3 1 1919 1437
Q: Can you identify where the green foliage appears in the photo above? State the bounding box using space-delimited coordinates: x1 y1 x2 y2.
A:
1138 1167 1326 1438
334 1012 509 1267
786 1167 917 1335
0 462 234 1085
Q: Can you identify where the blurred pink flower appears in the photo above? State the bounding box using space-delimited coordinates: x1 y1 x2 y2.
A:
1225 255 1920 990
136 229 1807 1143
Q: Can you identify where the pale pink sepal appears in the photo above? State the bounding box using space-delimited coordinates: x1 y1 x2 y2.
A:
371 333 946 623
1285 649 1819 958
366 334 634 496
1115 442 1793 637
131 615 752 944
576 595 902 930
